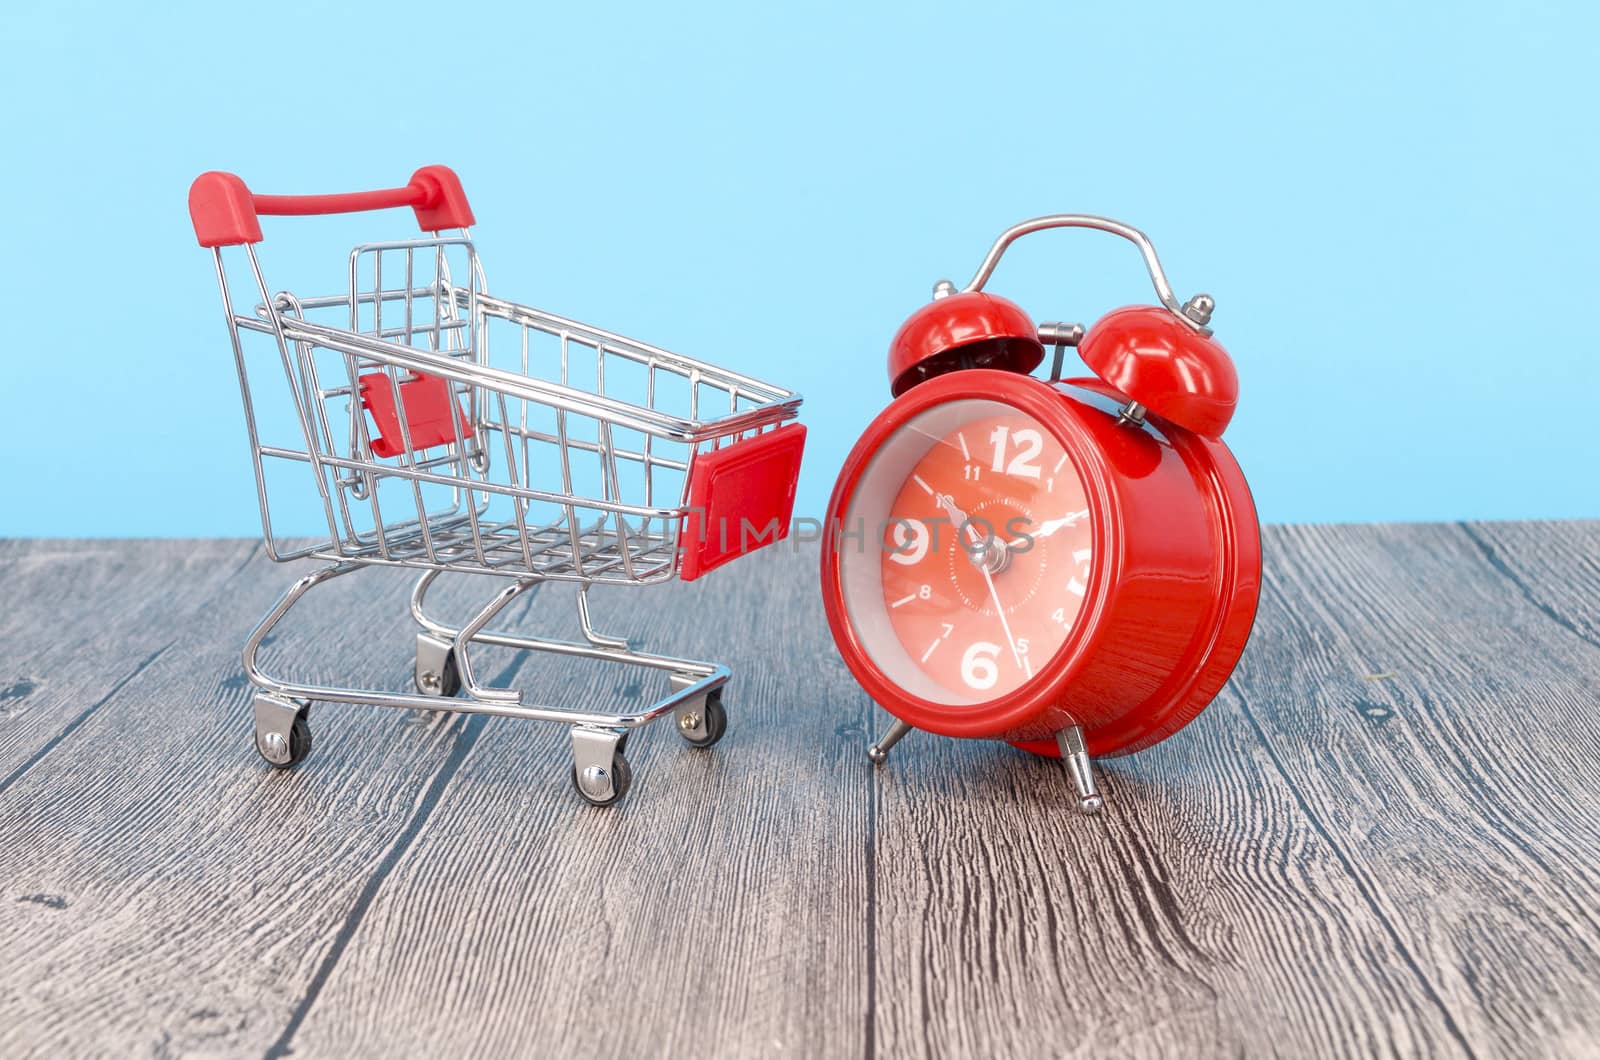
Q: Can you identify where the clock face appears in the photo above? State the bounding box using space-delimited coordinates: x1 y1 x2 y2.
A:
838 398 1094 706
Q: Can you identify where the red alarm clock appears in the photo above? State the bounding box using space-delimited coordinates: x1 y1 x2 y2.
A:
820 215 1260 814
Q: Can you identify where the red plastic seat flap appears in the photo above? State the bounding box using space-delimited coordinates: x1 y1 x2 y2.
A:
680 424 806 581
358 372 474 457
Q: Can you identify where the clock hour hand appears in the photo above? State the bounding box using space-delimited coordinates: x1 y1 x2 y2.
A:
936 493 984 545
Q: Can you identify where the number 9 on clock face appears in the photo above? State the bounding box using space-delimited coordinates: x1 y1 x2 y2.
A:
837 398 1093 706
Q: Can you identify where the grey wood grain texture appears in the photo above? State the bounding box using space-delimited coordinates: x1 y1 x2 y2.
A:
0 522 1596 1059
0 539 257 783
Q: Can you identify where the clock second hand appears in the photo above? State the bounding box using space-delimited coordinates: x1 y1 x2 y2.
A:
938 493 1025 669
978 556 1024 669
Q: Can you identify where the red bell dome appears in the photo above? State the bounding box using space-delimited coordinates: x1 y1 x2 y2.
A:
1079 305 1238 438
887 290 1044 397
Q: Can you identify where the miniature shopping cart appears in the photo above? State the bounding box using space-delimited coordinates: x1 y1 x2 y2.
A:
189 166 805 806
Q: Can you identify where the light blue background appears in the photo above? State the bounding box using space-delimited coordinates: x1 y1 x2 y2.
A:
1 0 1595 537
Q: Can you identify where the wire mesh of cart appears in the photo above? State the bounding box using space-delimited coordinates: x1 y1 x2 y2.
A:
189 166 806 806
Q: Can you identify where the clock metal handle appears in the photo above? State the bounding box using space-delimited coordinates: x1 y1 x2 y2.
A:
960 214 1212 332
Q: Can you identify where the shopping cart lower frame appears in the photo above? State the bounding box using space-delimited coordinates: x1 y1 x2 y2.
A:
246 562 730 806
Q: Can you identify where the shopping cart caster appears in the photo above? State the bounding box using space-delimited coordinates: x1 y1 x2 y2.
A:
669 674 728 749
570 728 632 807
675 689 728 749
414 633 462 697
253 693 312 769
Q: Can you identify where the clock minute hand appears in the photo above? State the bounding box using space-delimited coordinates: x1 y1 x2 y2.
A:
1008 509 1089 550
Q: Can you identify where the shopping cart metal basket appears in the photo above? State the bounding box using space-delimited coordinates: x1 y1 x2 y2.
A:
189 165 805 806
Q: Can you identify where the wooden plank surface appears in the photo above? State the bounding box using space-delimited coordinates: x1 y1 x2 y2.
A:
0 523 1596 1058
1240 522 1600 1057
0 551 554 1057
0 539 258 784
280 554 873 1058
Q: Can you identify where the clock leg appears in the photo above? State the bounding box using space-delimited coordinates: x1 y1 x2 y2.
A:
1055 725 1105 815
867 718 914 764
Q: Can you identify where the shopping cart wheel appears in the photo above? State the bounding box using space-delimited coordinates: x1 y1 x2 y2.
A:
283 712 313 767
571 751 632 807
676 689 728 749
253 694 312 769
415 633 462 697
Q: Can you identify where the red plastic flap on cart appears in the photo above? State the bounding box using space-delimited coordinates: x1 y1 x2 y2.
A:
680 424 806 582
358 373 474 457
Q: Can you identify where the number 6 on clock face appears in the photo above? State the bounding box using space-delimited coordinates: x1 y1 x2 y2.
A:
961 641 1001 691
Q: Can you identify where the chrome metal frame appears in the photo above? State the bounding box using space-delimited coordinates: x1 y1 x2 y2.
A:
211 226 800 804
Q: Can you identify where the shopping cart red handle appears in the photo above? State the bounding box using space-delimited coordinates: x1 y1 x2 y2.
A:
188 165 475 248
